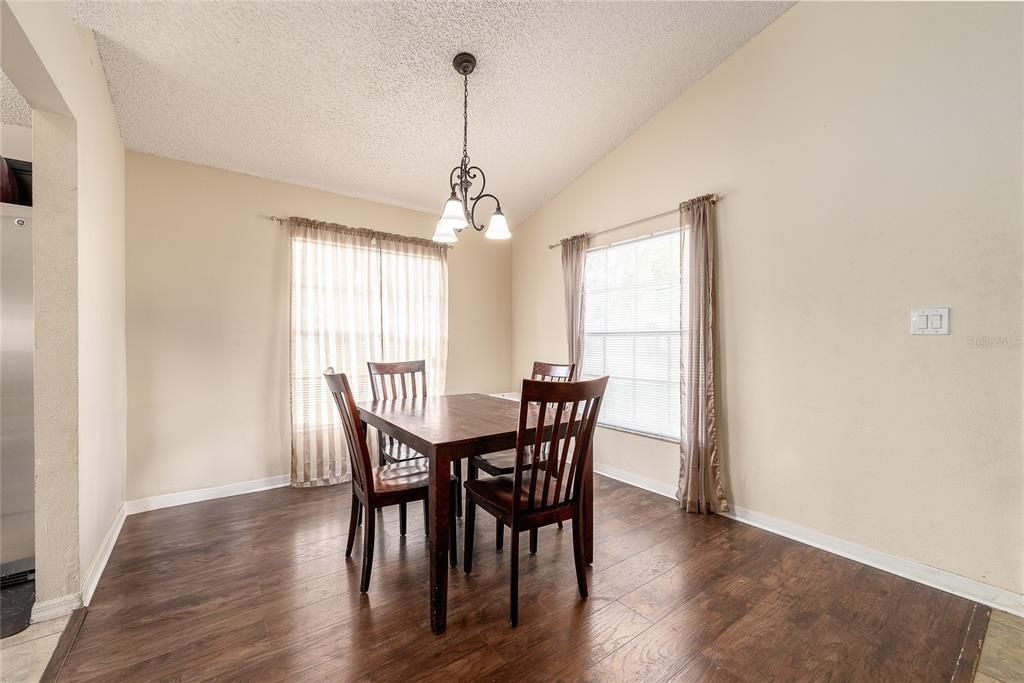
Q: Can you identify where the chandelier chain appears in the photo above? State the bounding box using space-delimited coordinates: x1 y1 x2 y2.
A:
462 74 470 169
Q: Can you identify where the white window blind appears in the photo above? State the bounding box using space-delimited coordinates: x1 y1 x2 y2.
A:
581 230 682 441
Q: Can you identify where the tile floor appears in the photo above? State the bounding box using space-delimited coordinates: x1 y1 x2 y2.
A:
0 615 68 683
976 609 1024 682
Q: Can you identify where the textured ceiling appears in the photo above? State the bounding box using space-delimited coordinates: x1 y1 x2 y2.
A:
1 72 32 127
67 1 789 223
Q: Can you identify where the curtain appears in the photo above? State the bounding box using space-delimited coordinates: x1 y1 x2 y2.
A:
677 196 729 513
560 233 591 377
380 239 448 392
289 218 448 487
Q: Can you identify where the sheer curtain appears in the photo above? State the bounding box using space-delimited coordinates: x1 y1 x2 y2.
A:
289 218 448 487
380 239 448 395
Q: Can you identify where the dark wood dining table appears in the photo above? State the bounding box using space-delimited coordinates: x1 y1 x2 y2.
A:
356 392 593 634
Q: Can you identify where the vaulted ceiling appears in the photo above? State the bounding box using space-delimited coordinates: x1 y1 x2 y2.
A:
66 1 789 223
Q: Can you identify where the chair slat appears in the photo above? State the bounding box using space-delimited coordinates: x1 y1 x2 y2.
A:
552 400 580 505
564 399 596 500
541 401 565 506
526 401 548 512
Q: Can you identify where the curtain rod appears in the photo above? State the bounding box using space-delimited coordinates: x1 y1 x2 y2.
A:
263 214 453 249
545 194 719 249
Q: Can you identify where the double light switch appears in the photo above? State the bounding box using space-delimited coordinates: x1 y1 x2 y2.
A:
911 308 949 335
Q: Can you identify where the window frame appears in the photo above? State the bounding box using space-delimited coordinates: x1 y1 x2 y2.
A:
581 228 683 444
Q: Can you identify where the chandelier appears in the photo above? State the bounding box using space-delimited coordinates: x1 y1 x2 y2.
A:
432 52 510 243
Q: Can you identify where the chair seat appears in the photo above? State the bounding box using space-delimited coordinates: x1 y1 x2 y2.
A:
464 473 567 515
471 448 549 477
373 460 431 493
381 440 426 464
471 450 517 476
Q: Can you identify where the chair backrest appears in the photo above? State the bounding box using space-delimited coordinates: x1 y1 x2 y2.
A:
323 368 375 499
512 376 608 518
367 360 427 401
531 361 575 382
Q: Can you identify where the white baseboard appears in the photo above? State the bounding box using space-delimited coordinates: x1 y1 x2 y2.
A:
593 466 1022 616
126 475 290 515
594 463 678 500
81 503 126 606
722 505 1024 618
31 592 82 623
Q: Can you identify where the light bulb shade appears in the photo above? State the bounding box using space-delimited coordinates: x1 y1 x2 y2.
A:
484 209 511 240
440 194 468 227
432 218 459 243
433 192 466 243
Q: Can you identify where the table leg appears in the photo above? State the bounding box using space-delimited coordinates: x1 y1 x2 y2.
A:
428 449 452 634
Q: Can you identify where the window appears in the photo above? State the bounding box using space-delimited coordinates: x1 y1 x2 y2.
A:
581 230 682 441
289 224 449 486
290 228 448 434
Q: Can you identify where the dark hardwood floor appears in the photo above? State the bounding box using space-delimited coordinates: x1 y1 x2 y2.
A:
57 476 988 681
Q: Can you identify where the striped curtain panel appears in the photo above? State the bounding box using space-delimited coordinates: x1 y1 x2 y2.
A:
288 218 448 487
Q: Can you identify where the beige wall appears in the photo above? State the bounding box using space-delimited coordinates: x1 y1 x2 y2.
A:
125 152 512 501
4 1 127 608
71 23 127 597
512 2 1022 593
31 110 79 606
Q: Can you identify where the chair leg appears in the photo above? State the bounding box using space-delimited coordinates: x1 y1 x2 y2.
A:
510 529 520 627
399 503 407 536
463 494 475 574
449 481 458 567
352 481 363 526
345 495 359 558
360 506 376 593
495 517 503 550
423 498 429 537
557 521 563 530
572 516 588 599
529 528 538 555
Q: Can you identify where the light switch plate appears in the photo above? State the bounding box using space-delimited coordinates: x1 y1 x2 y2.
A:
911 307 949 335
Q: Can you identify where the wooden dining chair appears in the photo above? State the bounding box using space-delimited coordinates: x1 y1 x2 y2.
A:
463 375 608 626
469 361 575 550
367 360 429 465
367 359 462 520
324 368 456 592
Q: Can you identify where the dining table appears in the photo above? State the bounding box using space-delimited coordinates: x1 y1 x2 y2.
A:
356 391 594 634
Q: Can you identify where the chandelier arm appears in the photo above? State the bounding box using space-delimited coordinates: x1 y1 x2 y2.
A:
469 193 502 232
464 166 487 201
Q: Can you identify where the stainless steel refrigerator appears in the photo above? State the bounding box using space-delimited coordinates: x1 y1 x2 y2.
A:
1 200 33 585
